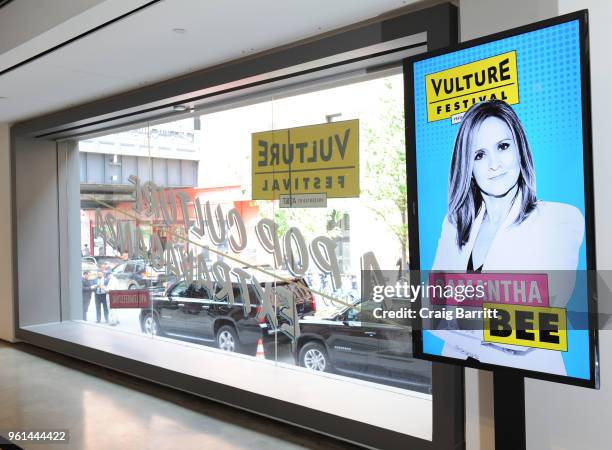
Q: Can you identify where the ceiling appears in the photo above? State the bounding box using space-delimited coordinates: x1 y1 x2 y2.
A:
0 0 427 123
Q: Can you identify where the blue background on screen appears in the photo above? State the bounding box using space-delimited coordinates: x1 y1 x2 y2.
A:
413 20 590 379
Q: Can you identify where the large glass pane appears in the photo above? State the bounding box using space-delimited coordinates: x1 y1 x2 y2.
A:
265 73 432 394
71 70 432 438
78 125 154 330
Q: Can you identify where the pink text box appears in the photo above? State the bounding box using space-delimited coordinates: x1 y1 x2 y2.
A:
428 273 549 307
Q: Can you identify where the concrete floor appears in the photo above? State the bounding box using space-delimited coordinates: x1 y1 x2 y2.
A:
0 341 360 450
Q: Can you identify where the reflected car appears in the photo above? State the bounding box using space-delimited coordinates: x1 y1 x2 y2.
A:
107 260 174 291
140 281 262 355
139 275 316 355
294 299 432 394
254 270 316 318
81 257 98 276
94 256 123 270
81 256 123 274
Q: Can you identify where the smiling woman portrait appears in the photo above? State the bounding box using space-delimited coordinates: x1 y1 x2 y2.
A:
429 100 586 375
432 100 585 279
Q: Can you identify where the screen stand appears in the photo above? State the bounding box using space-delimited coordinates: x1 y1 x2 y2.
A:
493 370 526 450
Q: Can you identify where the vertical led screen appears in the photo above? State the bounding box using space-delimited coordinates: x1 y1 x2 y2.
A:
405 12 598 387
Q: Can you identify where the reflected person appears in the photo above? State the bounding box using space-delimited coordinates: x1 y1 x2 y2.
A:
81 270 94 321
93 271 109 323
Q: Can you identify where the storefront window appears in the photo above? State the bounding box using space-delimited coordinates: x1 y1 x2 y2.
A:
74 72 432 435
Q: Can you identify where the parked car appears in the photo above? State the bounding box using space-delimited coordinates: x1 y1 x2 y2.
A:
107 260 174 291
81 257 98 276
81 255 123 274
94 256 123 270
293 298 432 393
139 273 315 355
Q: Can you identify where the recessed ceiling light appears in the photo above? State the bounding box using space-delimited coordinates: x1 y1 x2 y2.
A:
173 105 187 112
173 28 187 34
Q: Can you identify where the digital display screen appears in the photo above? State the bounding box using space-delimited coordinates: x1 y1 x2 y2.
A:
406 13 598 387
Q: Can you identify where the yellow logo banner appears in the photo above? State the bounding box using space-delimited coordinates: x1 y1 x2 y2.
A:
251 119 359 200
426 51 519 122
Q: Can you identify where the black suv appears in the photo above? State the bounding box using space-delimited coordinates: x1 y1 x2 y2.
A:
140 274 315 355
295 299 432 393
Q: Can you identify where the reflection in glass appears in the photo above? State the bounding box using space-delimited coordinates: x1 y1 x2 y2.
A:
74 73 431 396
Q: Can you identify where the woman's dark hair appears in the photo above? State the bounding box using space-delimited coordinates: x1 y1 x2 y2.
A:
448 100 537 247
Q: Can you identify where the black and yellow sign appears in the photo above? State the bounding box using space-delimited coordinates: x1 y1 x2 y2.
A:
426 51 519 122
251 120 359 200
483 303 567 351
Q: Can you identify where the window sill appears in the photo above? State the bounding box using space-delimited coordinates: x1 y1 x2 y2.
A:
21 320 432 439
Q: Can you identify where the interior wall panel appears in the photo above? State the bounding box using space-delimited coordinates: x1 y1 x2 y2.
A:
14 136 61 326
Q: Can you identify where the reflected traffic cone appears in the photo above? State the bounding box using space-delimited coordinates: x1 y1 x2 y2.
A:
256 338 265 358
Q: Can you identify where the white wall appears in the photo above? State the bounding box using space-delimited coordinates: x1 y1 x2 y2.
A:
526 1 612 449
0 122 15 342
460 0 558 41
460 1 612 449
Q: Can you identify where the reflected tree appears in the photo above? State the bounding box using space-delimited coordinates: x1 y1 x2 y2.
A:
363 80 409 269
